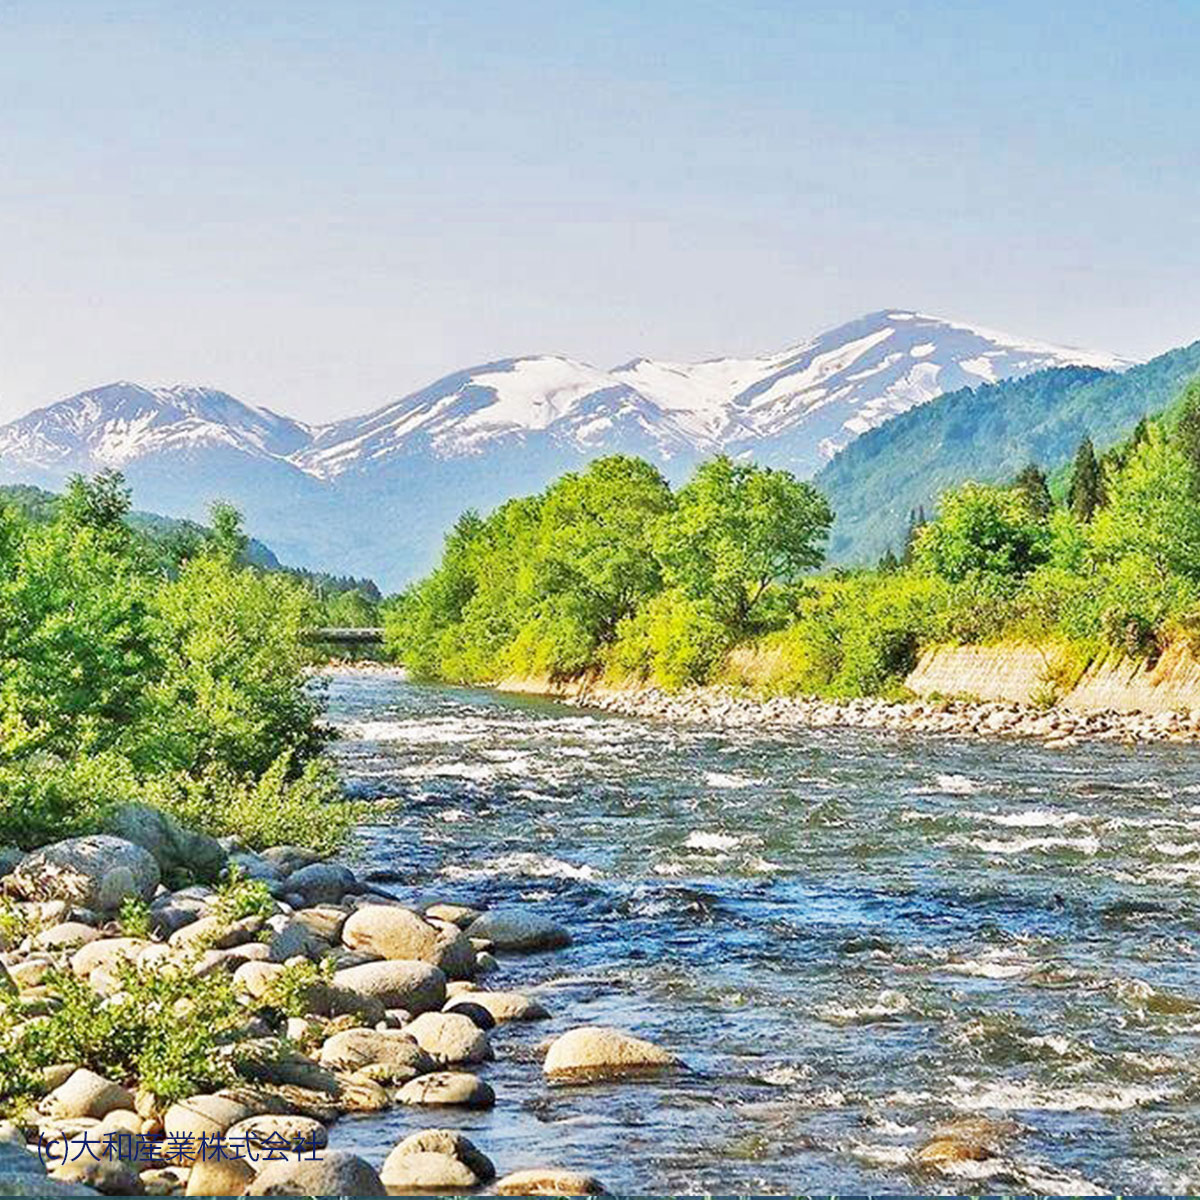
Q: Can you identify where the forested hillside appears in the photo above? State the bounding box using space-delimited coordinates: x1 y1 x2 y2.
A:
817 339 1200 564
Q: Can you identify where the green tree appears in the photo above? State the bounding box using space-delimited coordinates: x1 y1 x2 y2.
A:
1090 428 1200 582
207 501 249 561
59 470 132 537
1172 380 1200 499
1013 463 1053 520
1067 436 1104 522
655 456 833 631
915 483 1051 584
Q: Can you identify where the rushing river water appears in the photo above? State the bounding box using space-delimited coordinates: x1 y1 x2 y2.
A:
321 669 1200 1194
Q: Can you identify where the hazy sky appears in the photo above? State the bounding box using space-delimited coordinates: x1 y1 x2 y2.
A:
1 0 1198 424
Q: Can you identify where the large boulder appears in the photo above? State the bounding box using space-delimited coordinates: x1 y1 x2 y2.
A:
543 1027 676 1081
7 837 158 913
283 863 356 906
404 1011 492 1065
40 1070 133 1120
465 909 570 952
317 1028 432 1079
331 960 445 1013
33 923 100 952
245 1150 385 1196
396 1071 495 1109
290 906 348 943
494 1168 608 1195
70 938 150 980
341 905 475 978
161 1089 287 1159
184 1156 255 1196
380 1130 494 1191
446 989 549 1023
224 1114 327 1152
105 804 226 885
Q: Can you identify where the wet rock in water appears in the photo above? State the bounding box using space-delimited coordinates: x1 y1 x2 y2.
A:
465 908 571 952
396 1071 495 1108
225 1114 327 1152
8 836 159 913
340 905 476 978
423 902 482 928
543 1027 676 1081
439 998 495 1029
915 1137 993 1166
317 1028 432 1078
494 1168 609 1195
285 863 356 906
245 1150 386 1197
380 1129 495 1190
331 959 446 1013
331 1072 390 1112
41 1070 134 1120
916 1116 1012 1168
447 989 549 1023
184 1155 254 1196
105 803 226 885
404 1011 493 1064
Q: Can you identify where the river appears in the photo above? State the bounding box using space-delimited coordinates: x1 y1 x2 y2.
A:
320 669 1200 1194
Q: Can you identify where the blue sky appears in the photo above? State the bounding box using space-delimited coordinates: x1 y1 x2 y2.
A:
1 0 1197 422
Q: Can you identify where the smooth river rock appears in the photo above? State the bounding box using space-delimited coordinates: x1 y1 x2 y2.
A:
404 1011 493 1064
246 1149 386 1196
341 904 476 978
8 836 159 912
396 1070 495 1108
494 1167 609 1195
465 908 571 952
380 1130 495 1190
543 1027 676 1080
331 959 446 1013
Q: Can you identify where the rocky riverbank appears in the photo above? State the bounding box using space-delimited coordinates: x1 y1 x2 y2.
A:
0 805 676 1196
569 685 1200 745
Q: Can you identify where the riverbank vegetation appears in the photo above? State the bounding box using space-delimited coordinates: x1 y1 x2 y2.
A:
0 472 356 850
390 378 1200 700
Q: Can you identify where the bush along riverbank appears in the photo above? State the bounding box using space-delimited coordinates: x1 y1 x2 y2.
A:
0 806 673 1195
389 377 1200 719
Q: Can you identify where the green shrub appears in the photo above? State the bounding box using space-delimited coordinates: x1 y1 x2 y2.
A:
0 961 246 1112
145 753 359 854
118 897 153 939
609 589 732 689
210 866 276 926
256 958 336 1019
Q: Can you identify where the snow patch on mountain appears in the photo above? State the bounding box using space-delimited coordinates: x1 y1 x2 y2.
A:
0 310 1131 488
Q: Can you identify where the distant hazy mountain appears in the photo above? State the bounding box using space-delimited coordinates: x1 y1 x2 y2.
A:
816 339 1200 566
0 310 1129 587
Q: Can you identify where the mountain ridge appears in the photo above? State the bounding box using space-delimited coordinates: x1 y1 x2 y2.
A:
0 309 1132 585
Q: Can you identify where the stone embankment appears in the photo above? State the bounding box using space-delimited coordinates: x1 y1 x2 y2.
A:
0 806 673 1195
573 686 1200 745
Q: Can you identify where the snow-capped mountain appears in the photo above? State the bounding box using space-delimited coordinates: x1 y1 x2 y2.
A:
0 382 311 471
288 310 1127 480
0 310 1130 584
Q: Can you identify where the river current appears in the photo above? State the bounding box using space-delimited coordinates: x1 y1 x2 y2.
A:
321 669 1200 1194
